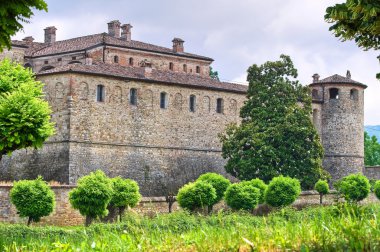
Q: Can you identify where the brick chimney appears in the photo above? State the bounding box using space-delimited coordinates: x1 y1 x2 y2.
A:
346 70 351 79
22 36 34 44
172 38 184 53
44 26 57 43
107 20 121 38
121 24 133 42
312 73 320 83
140 60 152 77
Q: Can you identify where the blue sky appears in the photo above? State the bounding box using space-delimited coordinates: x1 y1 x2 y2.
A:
13 0 380 125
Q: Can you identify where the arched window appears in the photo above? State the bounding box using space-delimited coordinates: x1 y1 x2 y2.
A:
129 57 134 66
329 88 339 100
196 66 200 74
216 98 224 113
160 92 168 109
183 64 187 72
169 62 174 71
312 89 319 99
350 89 359 100
189 95 196 112
130 88 137 105
24 63 32 69
114 55 119 63
97 84 105 102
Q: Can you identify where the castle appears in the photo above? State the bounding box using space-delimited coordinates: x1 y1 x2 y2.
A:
0 20 368 195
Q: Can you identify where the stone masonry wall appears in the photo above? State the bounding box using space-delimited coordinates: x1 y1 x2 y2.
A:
364 166 380 180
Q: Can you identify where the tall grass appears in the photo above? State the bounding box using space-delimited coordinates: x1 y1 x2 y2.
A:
1 204 380 251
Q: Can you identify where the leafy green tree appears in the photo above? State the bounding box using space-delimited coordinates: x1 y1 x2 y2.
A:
10 176 55 226
224 181 260 211
220 55 326 189
265 176 301 208
335 174 370 203
314 180 329 204
0 0 47 51
364 131 380 166
209 66 220 81
0 59 54 161
177 181 217 213
196 173 231 213
325 0 380 78
69 170 113 226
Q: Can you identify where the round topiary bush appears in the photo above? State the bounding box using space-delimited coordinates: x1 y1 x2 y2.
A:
249 178 267 204
224 181 260 211
336 174 370 203
265 176 301 208
177 181 217 212
10 176 55 226
197 173 231 211
374 180 380 200
69 170 114 226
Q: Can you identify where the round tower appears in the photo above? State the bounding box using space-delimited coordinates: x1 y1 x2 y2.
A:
310 71 367 182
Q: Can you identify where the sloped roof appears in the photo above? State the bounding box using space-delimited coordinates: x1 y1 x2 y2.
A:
310 74 367 88
11 33 213 61
37 63 247 94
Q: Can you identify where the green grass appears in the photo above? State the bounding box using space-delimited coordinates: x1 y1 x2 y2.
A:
1 204 380 251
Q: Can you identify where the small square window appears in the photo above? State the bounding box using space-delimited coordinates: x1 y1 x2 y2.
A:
72 56 76 60
57 58 62 62
44 60 48 64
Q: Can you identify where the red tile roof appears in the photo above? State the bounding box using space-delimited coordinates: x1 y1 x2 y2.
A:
309 74 367 88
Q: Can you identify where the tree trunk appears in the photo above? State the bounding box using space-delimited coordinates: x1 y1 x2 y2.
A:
320 193 323 205
27 217 32 226
119 206 126 222
168 201 173 213
85 216 93 227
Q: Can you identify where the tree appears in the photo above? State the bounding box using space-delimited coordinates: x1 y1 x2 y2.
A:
364 131 380 166
335 174 370 203
176 181 217 213
219 55 326 189
69 170 114 226
325 1 380 78
0 59 54 161
314 180 329 205
0 0 47 51
224 181 260 211
209 66 220 81
10 176 55 226
264 176 301 208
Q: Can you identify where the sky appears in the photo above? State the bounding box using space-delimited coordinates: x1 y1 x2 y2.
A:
13 0 380 125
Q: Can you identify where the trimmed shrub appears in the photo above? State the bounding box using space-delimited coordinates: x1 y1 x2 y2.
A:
224 181 260 211
197 173 231 212
69 170 113 226
314 180 329 204
249 178 267 204
374 181 380 200
336 174 370 203
10 176 55 225
265 176 301 208
177 181 217 212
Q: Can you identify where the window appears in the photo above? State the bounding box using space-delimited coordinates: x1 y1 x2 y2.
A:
44 60 48 64
189 95 196 112
183 64 187 72
72 56 76 60
216 98 224 113
97 85 105 102
329 88 339 99
130 88 137 105
57 58 62 62
350 89 358 100
169 62 174 71
129 57 134 66
160 92 168 109
114 55 119 63
196 66 200 74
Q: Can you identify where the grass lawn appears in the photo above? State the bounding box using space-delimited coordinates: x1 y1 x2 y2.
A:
1 204 380 251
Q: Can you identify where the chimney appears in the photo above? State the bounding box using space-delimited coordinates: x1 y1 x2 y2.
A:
44 26 57 43
107 20 121 38
140 60 152 77
312 73 320 83
172 38 184 53
22 36 34 44
121 24 133 42
346 70 351 79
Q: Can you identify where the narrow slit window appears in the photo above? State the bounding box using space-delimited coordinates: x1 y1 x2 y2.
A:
183 64 187 72
130 88 137 105
196 66 200 74
160 92 168 109
169 62 174 71
97 85 105 102
189 95 196 112
329 88 339 100
129 57 134 66
114 55 119 63
216 98 224 113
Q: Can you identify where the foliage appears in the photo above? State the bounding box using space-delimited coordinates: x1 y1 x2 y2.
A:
220 55 326 189
265 176 301 208
196 173 230 204
176 181 217 212
325 0 380 78
110 177 141 208
209 66 220 81
335 174 370 203
0 0 47 51
69 170 113 225
374 181 380 200
224 181 260 211
364 131 380 166
315 180 329 195
249 178 267 204
0 59 54 160
10 176 55 225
